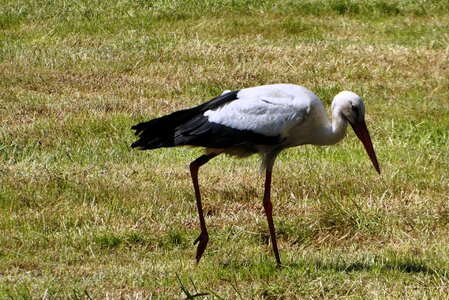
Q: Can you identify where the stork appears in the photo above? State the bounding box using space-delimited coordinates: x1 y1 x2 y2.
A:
131 84 380 265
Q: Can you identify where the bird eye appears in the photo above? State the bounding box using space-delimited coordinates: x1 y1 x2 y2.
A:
351 105 359 117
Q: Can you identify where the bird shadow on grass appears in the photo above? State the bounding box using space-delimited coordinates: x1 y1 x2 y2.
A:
296 258 441 275
219 254 447 278
278 256 449 278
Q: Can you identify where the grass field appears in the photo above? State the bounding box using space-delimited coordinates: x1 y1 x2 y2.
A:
1 0 449 298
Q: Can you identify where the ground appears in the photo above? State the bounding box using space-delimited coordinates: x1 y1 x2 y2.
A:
1 0 449 298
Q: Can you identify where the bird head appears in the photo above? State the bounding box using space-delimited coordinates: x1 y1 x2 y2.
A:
332 91 381 174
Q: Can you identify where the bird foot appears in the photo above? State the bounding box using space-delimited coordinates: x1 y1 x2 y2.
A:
193 231 209 263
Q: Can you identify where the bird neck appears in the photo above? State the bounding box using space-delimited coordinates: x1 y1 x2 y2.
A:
326 111 348 145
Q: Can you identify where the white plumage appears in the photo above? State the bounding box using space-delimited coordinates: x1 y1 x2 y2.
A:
205 84 311 137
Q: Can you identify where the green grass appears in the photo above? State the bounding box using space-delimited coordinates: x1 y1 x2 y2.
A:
1 0 449 298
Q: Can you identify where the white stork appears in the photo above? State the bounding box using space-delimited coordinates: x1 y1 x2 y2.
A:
131 84 380 265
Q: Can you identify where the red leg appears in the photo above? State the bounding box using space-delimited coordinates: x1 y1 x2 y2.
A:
190 153 217 263
263 165 281 265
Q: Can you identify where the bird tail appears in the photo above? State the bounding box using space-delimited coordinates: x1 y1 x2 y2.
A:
131 108 196 150
131 90 240 150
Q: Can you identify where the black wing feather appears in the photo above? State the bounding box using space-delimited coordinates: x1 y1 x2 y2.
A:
131 90 239 149
131 90 282 150
176 115 281 148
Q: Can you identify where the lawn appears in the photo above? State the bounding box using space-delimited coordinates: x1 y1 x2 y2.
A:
1 0 449 298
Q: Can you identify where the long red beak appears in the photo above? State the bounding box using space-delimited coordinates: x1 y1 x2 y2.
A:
350 120 381 174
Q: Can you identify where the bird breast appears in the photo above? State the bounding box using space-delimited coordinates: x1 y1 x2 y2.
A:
283 102 333 146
